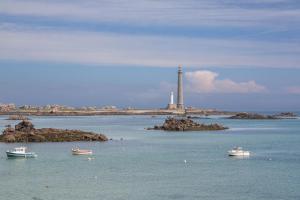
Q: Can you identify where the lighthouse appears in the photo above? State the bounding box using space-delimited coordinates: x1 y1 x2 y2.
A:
177 65 184 110
166 65 184 110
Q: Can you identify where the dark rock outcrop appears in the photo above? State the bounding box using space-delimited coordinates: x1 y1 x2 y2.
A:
0 120 108 143
148 117 228 131
228 112 277 120
15 120 34 132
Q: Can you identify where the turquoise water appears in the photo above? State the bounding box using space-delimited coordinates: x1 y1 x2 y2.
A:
0 115 300 200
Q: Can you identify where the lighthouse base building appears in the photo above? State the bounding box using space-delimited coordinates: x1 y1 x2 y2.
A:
167 103 177 110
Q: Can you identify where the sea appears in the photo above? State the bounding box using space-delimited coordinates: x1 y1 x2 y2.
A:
0 114 300 200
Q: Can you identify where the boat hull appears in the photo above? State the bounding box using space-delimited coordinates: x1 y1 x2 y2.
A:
72 149 93 155
228 151 250 156
72 152 93 155
6 151 37 158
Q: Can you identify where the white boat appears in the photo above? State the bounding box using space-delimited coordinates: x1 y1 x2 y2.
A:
228 147 250 156
6 147 37 158
72 148 93 155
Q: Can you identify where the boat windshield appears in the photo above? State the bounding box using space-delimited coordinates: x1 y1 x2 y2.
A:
233 147 243 150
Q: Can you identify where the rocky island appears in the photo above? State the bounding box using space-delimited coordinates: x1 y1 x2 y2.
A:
148 117 228 131
0 120 108 143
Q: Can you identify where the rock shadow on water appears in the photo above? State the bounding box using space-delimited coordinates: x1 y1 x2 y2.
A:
158 193 205 200
157 193 186 200
32 197 43 200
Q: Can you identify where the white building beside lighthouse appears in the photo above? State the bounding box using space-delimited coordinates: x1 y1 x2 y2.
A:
170 91 174 104
167 91 177 110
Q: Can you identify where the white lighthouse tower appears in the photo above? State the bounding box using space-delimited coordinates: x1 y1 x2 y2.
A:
170 91 174 104
167 91 177 110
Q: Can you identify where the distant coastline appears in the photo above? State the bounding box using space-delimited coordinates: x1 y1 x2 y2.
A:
1 104 297 117
0 108 237 116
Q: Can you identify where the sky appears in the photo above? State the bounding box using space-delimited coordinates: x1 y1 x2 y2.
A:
0 0 300 111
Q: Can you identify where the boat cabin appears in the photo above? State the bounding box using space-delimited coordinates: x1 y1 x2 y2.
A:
13 147 27 153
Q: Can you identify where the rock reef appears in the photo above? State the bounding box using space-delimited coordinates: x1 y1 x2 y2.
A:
148 117 228 131
274 112 298 118
6 115 30 120
0 120 108 143
228 112 277 120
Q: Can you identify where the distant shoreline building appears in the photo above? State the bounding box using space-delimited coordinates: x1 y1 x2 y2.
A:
167 65 184 110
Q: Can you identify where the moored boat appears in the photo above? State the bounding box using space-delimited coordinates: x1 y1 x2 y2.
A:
72 148 93 155
6 147 37 158
228 147 250 156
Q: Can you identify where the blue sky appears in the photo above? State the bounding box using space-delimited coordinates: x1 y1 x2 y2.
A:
0 0 300 111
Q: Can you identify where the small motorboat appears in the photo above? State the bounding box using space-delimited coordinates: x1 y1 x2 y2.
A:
228 147 250 156
6 147 37 158
72 148 93 155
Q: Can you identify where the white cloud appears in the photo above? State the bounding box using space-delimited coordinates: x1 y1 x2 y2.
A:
185 70 266 93
286 86 300 94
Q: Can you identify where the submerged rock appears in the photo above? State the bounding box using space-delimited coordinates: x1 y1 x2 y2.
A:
148 117 228 131
187 115 211 119
0 120 108 143
187 116 201 119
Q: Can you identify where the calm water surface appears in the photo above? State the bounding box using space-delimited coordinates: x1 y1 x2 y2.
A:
0 115 300 200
